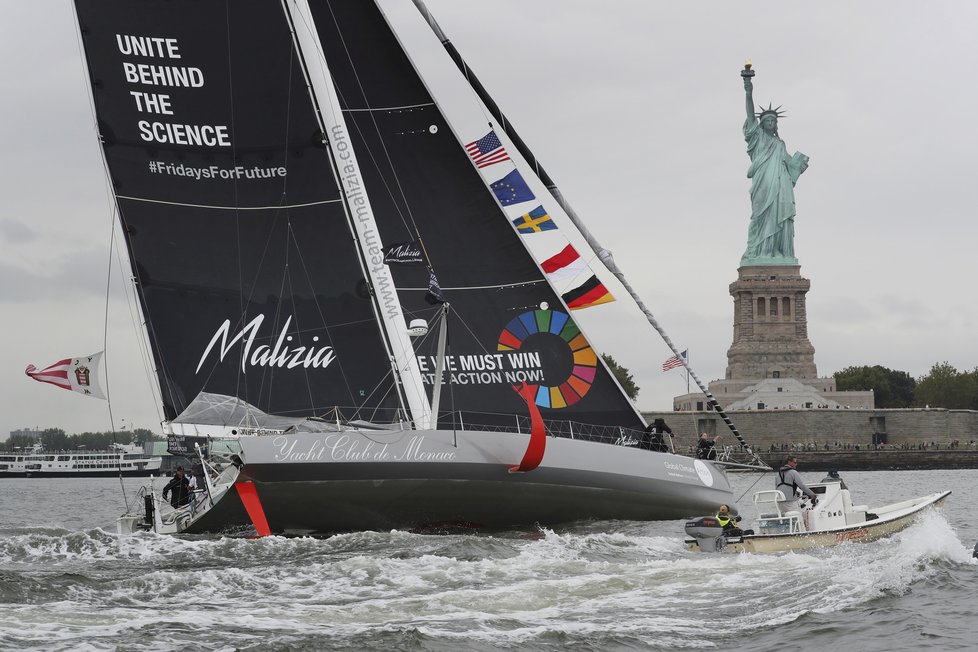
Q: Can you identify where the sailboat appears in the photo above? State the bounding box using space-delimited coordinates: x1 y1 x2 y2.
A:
73 0 750 535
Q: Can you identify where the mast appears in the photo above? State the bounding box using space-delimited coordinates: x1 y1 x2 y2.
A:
281 0 432 429
409 0 758 457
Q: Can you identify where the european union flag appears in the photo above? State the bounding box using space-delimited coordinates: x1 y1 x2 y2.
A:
491 170 535 206
512 206 556 233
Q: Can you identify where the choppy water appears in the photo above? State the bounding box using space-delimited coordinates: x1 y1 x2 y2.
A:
0 470 975 651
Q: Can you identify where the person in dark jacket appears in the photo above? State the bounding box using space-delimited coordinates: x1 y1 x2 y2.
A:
642 418 673 452
162 466 192 508
696 433 719 459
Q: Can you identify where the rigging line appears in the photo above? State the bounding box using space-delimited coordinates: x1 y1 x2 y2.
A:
399 279 547 292
115 203 181 419
736 469 774 505
288 225 372 411
343 101 435 112
282 221 322 414
113 225 164 427
189 205 290 405
408 1 496 131
114 196 340 210
331 85 416 235
225 0 248 408
101 194 128 507
320 1 422 237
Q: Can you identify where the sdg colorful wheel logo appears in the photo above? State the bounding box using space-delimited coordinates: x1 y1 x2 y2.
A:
497 310 596 408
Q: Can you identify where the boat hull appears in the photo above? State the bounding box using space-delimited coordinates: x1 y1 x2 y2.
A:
186 428 733 535
687 491 951 553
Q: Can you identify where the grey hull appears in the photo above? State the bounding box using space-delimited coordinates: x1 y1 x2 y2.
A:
187 428 733 535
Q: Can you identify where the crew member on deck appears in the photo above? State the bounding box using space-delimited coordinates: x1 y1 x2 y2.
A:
162 466 192 509
696 433 719 460
643 418 673 452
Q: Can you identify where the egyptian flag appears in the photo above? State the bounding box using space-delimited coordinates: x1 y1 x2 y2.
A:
25 352 106 399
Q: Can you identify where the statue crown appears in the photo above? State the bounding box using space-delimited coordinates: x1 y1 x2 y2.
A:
756 103 786 119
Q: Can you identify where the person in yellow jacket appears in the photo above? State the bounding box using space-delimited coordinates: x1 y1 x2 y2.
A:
716 504 754 537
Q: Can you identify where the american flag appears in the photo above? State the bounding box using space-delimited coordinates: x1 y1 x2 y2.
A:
465 130 510 168
662 350 687 371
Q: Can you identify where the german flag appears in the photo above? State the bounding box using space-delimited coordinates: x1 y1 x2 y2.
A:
561 275 614 310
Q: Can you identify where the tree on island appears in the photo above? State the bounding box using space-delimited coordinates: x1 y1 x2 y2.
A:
834 365 916 408
602 354 639 401
1 427 162 452
914 362 978 409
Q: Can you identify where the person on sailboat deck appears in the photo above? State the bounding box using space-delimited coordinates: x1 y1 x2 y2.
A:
696 433 719 460
820 469 848 490
775 456 817 511
162 467 192 509
643 418 673 452
716 504 754 537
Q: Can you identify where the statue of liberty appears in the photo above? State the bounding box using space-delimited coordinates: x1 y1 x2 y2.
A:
740 62 809 266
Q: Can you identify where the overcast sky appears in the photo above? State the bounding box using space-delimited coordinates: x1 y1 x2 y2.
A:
2 1 977 439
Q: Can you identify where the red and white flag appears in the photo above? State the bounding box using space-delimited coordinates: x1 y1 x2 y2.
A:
541 244 589 282
25 352 106 399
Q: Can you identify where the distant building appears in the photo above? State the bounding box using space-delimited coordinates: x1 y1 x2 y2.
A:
7 427 42 442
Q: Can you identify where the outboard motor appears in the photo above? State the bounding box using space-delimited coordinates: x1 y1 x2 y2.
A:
685 516 727 552
143 494 155 527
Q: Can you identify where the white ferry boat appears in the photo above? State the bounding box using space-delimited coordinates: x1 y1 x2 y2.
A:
0 443 162 478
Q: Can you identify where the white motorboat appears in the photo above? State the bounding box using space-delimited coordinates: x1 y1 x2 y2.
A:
685 481 951 553
117 444 245 535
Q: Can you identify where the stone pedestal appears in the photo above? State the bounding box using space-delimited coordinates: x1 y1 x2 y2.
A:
725 265 816 380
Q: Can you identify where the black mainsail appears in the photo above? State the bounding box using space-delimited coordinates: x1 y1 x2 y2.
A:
74 1 407 422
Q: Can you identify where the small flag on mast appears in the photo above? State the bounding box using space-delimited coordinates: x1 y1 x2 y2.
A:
490 170 535 206
425 268 446 305
465 130 510 169
512 205 556 233
662 350 687 372
25 352 106 399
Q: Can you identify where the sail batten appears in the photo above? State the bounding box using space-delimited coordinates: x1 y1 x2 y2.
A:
115 196 342 210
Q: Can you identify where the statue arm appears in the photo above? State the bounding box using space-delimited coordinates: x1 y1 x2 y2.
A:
744 77 756 122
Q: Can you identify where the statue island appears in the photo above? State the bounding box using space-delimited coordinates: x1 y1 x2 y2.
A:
672 62 873 412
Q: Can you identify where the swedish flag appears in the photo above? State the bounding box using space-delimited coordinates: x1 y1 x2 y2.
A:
512 206 556 234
